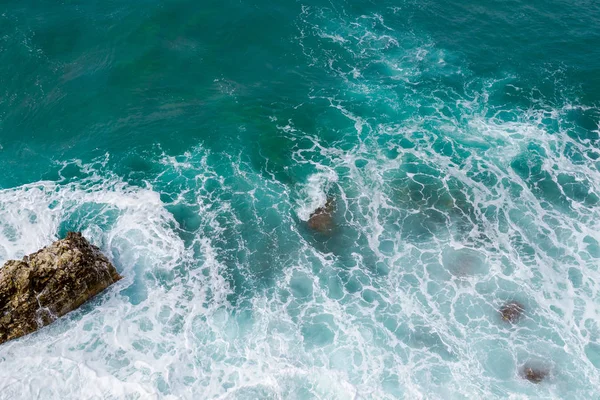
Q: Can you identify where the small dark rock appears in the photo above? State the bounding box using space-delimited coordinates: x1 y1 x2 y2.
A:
308 198 335 233
521 365 548 384
499 301 524 324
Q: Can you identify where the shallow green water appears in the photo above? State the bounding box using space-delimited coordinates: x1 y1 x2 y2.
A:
0 0 599 398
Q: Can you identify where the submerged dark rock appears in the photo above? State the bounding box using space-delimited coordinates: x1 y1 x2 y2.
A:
499 301 524 324
0 232 121 345
521 365 549 384
308 198 335 233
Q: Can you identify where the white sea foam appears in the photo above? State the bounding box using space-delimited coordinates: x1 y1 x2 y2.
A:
290 7 600 399
1 6 600 400
295 169 338 221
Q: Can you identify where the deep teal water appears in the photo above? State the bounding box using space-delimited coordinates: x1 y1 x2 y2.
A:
1 0 600 398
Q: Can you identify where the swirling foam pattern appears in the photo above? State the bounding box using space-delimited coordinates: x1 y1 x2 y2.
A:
0 0 599 398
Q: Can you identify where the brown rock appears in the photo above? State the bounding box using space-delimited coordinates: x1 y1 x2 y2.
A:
499 301 524 324
0 232 121 345
308 198 335 233
521 365 548 384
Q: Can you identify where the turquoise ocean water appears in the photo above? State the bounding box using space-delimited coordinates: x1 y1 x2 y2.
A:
1 0 600 398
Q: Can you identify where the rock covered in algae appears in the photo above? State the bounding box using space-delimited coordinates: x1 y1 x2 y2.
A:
0 232 121 345
308 198 335 233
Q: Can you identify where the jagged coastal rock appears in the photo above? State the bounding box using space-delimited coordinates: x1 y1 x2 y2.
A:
308 198 335 233
0 232 121 345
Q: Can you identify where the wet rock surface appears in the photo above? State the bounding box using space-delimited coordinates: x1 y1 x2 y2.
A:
0 232 121 345
308 198 335 233
499 301 525 324
521 365 548 384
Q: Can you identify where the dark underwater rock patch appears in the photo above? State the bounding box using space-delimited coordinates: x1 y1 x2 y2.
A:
521 364 549 384
499 301 525 324
308 198 335 233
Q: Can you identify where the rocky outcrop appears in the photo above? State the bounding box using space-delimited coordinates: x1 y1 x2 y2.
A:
308 198 335 233
499 301 524 324
0 232 121 345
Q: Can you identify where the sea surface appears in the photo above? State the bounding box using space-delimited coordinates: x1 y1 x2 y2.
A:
1 0 600 398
